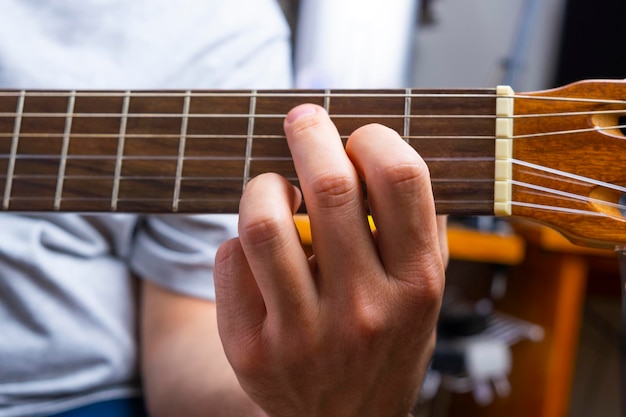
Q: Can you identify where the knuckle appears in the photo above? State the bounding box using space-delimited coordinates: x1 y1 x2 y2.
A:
392 258 445 317
348 123 433 196
308 171 358 209
349 290 391 338
239 212 285 248
411 261 446 310
379 161 430 196
353 306 387 338
419 275 445 308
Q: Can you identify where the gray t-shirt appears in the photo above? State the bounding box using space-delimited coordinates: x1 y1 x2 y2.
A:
0 1 292 416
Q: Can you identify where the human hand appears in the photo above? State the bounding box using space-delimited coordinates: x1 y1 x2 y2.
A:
214 104 447 417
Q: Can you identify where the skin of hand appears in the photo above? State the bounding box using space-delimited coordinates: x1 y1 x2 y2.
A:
214 104 448 417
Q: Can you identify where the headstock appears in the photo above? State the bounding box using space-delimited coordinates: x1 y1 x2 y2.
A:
512 79 626 249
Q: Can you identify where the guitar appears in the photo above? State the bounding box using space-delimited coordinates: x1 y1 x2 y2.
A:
0 79 624 249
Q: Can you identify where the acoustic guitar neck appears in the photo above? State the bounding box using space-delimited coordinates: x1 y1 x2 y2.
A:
0 79 625 248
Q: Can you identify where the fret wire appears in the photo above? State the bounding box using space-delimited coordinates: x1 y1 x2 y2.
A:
111 91 131 211
243 90 257 189
324 89 331 113
403 88 411 143
54 91 76 210
172 90 191 212
3 90 25 210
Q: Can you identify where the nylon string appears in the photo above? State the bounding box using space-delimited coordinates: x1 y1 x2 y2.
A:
0 91 624 218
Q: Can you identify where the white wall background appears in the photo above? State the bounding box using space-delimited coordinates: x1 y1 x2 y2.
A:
293 0 567 91
295 0 418 88
411 0 568 92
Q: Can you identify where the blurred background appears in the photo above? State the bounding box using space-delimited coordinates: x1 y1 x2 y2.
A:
279 0 626 90
278 0 626 416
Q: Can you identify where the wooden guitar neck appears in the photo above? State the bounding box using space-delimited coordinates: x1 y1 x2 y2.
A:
0 79 625 248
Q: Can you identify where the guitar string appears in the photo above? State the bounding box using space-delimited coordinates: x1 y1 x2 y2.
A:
2 155 623 220
0 138 622 193
512 182 626 214
512 108 626 118
1 164 623 218
3 188 620 211
0 120 626 180
0 108 624 119
0 86 624 134
0 83 624 113
513 93 626 106
513 124 626 139
0 154 496 163
0 92 624 218
0 133 495 141
510 202 606 217
0 129 623 142
512 180 624 211
0 110 624 142
0 90 625 105
0 112 624 141
0 91 498 98
1 132 626 216
1 196 620 221
512 159 626 194
0 148 621 206
0 111 496 118
508 162 626 216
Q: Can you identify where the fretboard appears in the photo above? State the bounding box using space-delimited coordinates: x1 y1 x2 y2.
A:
0 89 498 214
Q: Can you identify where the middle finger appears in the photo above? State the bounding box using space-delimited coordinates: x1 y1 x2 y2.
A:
284 104 381 295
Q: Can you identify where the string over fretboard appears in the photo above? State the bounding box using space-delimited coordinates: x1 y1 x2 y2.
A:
0 88 499 213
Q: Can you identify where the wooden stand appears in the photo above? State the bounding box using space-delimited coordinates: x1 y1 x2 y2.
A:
447 224 618 417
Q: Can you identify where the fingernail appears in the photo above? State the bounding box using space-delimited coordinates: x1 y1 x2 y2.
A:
285 104 321 125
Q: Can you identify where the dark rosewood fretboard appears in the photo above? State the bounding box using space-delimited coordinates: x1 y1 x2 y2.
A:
0 89 497 213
